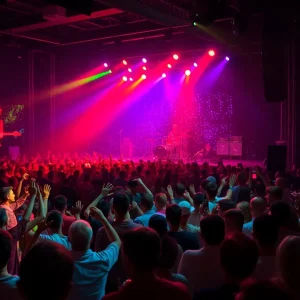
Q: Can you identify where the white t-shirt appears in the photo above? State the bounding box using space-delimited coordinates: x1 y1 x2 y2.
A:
178 245 224 293
38 233 72 250
69 242 119 300
188 213 202 227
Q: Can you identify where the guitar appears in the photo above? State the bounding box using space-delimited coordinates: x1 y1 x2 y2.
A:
0 131 22 139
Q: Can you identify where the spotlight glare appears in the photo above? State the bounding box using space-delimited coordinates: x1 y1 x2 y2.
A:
142 58 147 63
173 54 179 60
141 74 146 80
225 56 230 61
162 73 166 78
167 64 172 68
129 77 133 81
208 50 215 57
122 60 127 65
104 63 108 67
109 70 112 73
193 22 197 26
185 70 191 76
128 68 132 72
142 66 147 71
193 62 198 67
122 76 128 81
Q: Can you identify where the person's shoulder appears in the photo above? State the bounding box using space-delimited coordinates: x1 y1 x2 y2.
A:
182 248 202 258
158 279 190 297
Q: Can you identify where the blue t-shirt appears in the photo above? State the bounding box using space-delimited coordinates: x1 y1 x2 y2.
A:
134 210 156 227
0 275 21 300
69 242 119 300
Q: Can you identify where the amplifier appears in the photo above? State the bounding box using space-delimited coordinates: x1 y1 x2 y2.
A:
217 141 230 156
230 142 243 156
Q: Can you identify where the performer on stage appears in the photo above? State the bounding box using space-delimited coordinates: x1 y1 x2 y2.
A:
167 124 181 156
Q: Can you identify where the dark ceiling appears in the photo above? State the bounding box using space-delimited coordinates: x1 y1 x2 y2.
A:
0 0 264 58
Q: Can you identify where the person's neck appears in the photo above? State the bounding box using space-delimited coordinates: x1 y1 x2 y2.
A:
192 207 200 214
169 224 181 232
156 268 171 279
157 206 166 212
48 229 63 236
0 266 10 278
131 271 157 283
259 246 276 256
115 213 131 223
180 221 188 229
1 200 10 206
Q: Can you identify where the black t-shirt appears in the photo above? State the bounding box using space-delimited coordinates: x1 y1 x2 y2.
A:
168 231 200 252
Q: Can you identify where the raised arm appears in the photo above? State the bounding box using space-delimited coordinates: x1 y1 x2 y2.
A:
84 183 113 218
221 174 236 200
16 173 28 199
167 185 176 204
90 207 121 248
43 184 51 214
217 177 227 197
134 178 153 196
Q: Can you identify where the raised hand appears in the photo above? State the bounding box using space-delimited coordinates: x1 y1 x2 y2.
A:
189 184 196 196
72 201 83 215
43 184 51 199
22 173 29 181
167 185 174 198
133 178 143 184
101 183 114 197
24 185 30 196
229 174 237 187
28 179 37 196
183 190 191 199
221 176 228 186
89 207 105 221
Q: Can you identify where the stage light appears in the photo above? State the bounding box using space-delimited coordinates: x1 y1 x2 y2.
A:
142 66 147 71
142 58 147 63
208 50 215 57
122 60 127 65
128 68 132 72
104 63 108 67
122 76 128 81
129 77 133 81
225 56 230 61
141 74 146 80
109 70 112 73
173 54 179 60
185 70 191 76
162 73 166 78
167 64 172 68
193 22 197 26
194 62 198 67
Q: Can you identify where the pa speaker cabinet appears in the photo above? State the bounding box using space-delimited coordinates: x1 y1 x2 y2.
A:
217 141 230 156
267 145 287 172
230 142 242 156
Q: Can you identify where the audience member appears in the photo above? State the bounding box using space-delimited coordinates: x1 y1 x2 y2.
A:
178 201 200 233
217 199 235 217
134 194 155 226
178 215 225 293
154 193 168 217
237 201 252 223
243 197 266 236
252 215 279 280
266 186 283 207
224 209 244 234
166 204 200 251
18 241 74 300
103 228 190 300
187 193 204 226
69 208 121 300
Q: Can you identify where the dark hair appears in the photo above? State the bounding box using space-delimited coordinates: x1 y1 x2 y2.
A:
224 209 244 232
200 215 225 245
128 180 138 188
0 208 8 228
141 194 154 211
175 183 185 196
267 186 283 201
237 172 247 185
238 186 251 203
46 210 63 230
113 192 131 216
193 193 204 206
166 204 182 227
0 187 12 202
18 241 74 300
239 279 292 300
270 201 291 227
149 214 168 237
253 215 279 248
53 195 67 212
218 199 235 213
158 236 178 269
206 182 218 198
123 228 161 272
0 230 12 269
220 233 259 280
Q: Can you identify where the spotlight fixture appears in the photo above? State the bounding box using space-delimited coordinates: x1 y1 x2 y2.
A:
128 68 132 72
129 77 133 81
225 56 230 61
104 63 108 67
122 60 127 65
173 54 179 60
142 58 147 63
162 73 166 78
185 70 191 76
194 62 198 67
142 66 147 71
167 64 172 68
122 76 128 81
208 50 215 57
109 70 112 73
141 74 146 80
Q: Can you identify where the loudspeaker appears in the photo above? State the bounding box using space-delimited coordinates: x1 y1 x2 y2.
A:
230 142 242 156
267 145 287 172
217 141 229 156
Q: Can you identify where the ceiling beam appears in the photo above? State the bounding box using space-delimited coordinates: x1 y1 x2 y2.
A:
4 8 123 34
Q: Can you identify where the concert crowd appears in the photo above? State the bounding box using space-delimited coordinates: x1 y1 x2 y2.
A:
1 152 300 300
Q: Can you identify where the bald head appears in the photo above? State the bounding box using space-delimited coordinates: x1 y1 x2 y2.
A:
69 220 93 251
155 193 168 210
250 197 266 218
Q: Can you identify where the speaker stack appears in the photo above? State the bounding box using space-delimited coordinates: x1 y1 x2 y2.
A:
217 137 243 157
